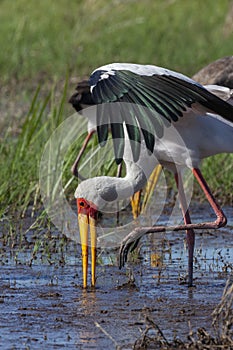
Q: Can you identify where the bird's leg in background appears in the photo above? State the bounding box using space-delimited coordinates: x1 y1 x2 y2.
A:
131 190 142 220
192 168 227 228
141 165 163 214
116 162 123 225
71 130 95 178
174 172 195 287
130 165 163 220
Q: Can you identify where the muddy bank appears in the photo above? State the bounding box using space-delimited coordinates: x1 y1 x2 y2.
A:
0 206 232 349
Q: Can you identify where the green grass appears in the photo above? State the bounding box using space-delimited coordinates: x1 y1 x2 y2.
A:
0 87 63 217
0 0 232 82
0 0 233 225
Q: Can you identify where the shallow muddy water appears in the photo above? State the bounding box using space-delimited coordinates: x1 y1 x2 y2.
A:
0 205 232 349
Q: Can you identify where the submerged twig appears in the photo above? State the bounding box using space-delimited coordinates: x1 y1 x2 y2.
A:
94 321 121 349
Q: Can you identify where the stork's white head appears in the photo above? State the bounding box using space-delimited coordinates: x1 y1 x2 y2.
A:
75 176 122 211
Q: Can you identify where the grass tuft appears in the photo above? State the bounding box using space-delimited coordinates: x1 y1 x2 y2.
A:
0 83 69 218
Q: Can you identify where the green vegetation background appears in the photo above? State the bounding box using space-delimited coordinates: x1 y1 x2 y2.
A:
1 0 233 218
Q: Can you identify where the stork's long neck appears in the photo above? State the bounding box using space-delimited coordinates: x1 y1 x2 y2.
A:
98 161 149 204
116 157 156 195
123 161 148 195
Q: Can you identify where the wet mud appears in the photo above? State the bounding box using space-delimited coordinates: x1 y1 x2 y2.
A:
0 206 232 349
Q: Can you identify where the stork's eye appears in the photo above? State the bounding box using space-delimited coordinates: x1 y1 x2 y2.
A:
79 201 85 207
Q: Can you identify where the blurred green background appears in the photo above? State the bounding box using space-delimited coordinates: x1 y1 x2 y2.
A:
1 0 232 83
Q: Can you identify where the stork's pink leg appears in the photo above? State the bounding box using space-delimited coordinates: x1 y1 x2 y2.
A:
192 168 227 227
119 168 228 282
175 173 195 287
71 130 95 179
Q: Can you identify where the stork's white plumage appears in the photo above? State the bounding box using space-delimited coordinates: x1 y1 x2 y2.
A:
72 63 233 288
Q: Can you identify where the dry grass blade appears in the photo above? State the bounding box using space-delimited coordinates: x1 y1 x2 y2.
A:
133 278 233 349
212 275 233 344
133 316 185 350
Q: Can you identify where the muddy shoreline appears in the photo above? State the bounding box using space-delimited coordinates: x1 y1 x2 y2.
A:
0 205 232 349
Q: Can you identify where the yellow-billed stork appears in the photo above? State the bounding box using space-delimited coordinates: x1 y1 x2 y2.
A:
71 63 233 288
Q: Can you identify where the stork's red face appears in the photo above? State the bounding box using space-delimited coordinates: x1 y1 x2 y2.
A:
77 198 98 288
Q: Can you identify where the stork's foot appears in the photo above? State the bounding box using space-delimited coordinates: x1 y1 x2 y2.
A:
119 227 153 269
119 225 195 287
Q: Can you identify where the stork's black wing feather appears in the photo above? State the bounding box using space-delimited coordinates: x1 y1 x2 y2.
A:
90 69 233 163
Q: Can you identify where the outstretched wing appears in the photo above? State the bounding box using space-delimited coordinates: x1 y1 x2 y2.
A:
89 66 233 164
